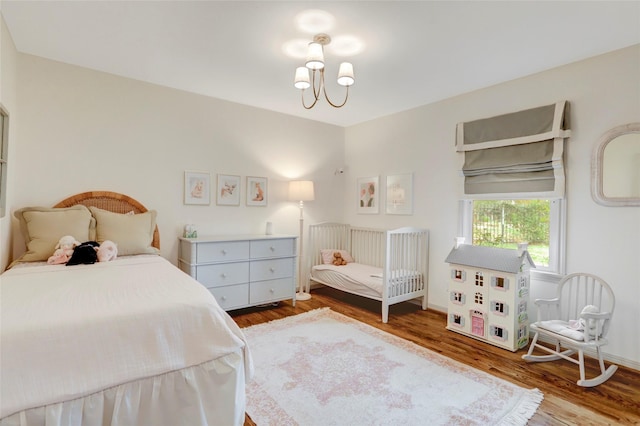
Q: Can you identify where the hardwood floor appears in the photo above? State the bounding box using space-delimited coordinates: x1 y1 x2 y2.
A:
231 287 640 425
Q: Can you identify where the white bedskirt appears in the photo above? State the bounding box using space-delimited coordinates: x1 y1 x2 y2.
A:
0 352 246 426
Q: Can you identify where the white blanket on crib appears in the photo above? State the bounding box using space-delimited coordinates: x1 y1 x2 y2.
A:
313 263 384 294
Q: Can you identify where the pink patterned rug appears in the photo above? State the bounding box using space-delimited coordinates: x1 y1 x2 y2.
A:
243 308 543 426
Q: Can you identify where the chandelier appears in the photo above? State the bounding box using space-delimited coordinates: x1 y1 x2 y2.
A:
293 33 355 109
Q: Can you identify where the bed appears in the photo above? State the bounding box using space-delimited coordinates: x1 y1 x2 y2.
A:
308 223 429 323
0 191 252 426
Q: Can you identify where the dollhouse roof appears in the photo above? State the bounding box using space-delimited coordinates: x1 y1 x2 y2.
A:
445 244 535 274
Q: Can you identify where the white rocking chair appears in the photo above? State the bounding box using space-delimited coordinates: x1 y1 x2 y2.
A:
522 272 618 387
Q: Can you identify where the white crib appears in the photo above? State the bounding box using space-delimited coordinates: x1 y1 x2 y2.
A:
307 223 429 323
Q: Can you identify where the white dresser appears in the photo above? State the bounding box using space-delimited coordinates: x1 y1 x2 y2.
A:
178 234 297 311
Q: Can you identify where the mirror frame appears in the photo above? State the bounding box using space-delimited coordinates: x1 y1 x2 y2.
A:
591 122 640 207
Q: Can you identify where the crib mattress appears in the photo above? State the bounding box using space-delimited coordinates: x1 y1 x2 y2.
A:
311 263 384 299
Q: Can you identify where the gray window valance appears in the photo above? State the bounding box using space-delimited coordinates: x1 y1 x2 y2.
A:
456 101 571 197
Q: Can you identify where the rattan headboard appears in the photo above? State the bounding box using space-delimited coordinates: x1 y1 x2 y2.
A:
53 191 160 249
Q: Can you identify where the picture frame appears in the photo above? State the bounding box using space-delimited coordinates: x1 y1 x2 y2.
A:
386 173 414 215
184 171 211 205
246 176 268 206
357 176 379 214
216 174 241 206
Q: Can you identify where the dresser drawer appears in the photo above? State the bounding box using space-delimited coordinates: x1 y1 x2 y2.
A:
196 262 249 288
250 278 294 304
250 238 295 259
197 241 250 263
250 257 295 281
208 284 249 310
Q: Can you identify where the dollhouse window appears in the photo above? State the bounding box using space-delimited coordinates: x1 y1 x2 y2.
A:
491 301 508 315
491 276 509 290
490 325 508 341
451 269 466 282
475 272 484 287
518 326 527 340
519 276 528 289
517 301 528 322
474 292 483 304
449 313 465 327
450 291 465 305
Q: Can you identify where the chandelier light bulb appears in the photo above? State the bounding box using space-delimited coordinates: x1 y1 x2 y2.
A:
337 62 355 87
305 42 325 70
294 67 311 89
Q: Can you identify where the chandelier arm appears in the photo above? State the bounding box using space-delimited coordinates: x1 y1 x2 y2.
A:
322 85 350 109
301 90 320 109
312 69 323 100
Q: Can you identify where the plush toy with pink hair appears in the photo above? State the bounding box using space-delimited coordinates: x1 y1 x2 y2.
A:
47 235 80 265
97 240 118 262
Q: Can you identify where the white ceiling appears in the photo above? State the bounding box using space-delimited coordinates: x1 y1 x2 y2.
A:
2 1 639 127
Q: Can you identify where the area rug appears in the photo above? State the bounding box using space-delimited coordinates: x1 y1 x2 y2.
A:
243 308 543 426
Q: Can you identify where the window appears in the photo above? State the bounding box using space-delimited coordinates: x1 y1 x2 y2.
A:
475 272 484 286
459 198 565 276
474 292 483 304
0 104 8 218
450 313 465 327
492 301 507 315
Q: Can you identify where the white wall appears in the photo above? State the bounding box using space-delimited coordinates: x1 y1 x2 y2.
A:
11 54 346 265
0 15 17 271
343 44 640 367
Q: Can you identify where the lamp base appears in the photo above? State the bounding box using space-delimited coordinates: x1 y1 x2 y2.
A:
296 291 312 301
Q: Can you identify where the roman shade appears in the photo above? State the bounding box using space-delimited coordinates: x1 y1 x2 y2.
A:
456 101 571 197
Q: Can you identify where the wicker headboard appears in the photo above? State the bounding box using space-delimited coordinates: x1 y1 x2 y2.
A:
53 191 160 249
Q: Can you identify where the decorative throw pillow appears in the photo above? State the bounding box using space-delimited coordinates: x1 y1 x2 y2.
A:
14 205 93 262
320 249 354 264
89 206 159 256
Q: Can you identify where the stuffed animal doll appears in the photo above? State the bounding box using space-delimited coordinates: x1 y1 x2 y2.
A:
97 240 118 262
47 235 81 265
66 241 100 266
332 251 347 266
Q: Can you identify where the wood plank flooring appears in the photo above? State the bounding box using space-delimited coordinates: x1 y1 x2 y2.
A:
231 287 640 425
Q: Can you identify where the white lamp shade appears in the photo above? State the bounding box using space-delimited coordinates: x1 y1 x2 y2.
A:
294 67 311 89
289 180 315 201
337 62 355 87
305 42 325 70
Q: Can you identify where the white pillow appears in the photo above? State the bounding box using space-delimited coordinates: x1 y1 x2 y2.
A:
13 205 93 262
89 206 159 256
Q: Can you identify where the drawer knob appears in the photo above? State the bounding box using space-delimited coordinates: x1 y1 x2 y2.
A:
270 288 275 293
221 273 227 278
221 296 227 301
221 249 227 255
269 267 275 273
270 246 275 251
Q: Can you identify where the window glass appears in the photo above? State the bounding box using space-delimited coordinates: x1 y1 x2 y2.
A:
472 199 549 266
461 198 564 275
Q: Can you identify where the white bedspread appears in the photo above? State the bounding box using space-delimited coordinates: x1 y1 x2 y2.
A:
0 255 253 419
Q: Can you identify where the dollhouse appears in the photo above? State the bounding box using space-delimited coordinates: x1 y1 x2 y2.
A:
445 238 535 352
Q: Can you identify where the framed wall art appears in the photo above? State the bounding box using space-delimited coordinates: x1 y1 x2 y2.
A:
386 173 413 215
246 176 267 206
216 174 241 206
357 176 379 214
184 171 210 205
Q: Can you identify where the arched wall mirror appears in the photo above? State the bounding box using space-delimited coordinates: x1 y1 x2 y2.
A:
591 123 640 207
